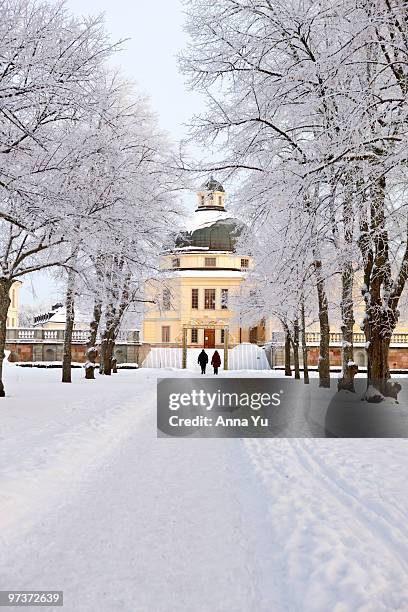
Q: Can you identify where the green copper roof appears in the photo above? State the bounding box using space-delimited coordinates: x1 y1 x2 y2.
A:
175 218 244 251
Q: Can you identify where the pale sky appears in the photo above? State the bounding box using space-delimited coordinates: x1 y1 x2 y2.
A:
21 0 203 306
67 0 203 142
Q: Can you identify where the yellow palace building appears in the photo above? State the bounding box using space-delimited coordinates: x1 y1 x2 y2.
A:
7 281 22 328
143 178 264 350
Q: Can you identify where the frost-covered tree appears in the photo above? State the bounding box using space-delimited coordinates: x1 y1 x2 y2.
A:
181 0 408 398
0 0 121 396
235 188 316 383
55 77 181 381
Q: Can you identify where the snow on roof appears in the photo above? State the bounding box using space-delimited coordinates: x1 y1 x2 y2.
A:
48 307 68 323
173 246 210 252
34 305 89 326
184 209 236 233
174 270 244 278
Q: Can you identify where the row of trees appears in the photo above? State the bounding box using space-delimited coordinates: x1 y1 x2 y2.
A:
181 0 408 398
0 0 180 396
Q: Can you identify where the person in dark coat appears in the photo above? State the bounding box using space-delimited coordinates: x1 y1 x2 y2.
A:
198 349 209 374
211 350 221 375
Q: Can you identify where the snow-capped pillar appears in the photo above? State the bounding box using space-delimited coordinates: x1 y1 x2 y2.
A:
223 327 229 370
182 327 187 369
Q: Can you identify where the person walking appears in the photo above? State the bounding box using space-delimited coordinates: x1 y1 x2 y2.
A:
211 350 221 375
198 349 208 374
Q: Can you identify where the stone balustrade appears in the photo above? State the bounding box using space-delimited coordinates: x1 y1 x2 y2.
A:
6 328 140 344
269 331 408 345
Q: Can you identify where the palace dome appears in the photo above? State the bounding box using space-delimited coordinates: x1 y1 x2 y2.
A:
175 209 244 252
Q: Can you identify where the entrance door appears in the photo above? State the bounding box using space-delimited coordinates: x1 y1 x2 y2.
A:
204 329 215 348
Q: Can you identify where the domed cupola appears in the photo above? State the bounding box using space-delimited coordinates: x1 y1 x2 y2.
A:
175 178 245 252
196 175 226 211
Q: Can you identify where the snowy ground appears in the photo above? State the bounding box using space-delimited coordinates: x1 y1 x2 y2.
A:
1 362 408 611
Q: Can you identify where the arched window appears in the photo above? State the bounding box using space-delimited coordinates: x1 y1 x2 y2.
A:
45 348 56 361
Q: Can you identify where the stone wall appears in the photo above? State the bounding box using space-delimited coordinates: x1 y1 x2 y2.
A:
307 347 408 370
7 343 33 362
5 341 144 365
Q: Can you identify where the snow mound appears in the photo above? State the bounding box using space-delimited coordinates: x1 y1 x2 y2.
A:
142 344 270 370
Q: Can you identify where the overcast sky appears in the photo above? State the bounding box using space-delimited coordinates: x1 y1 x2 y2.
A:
68 0 203 141
21 0 203 306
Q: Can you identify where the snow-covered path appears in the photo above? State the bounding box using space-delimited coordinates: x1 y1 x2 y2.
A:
1 365 408 611
246 437 408 610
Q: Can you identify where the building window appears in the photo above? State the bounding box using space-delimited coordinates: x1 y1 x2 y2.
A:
191 329 198 343
172 257 180 268
204 288 216 310
220 329 225 344
241 258 249 269
221 289 228 310
205 257 216 267
200 195 205 206
191 288 199 309
162 326 170 343
162 288 171 310
218 196 222 206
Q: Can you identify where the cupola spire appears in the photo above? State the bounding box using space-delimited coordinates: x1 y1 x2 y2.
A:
196 176 225 211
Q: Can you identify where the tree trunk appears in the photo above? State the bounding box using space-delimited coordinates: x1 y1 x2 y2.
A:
367 331 391 395
359 175 402 399
101 326 115 375
62 267 76 383
314 259 330 387
100 271 131 375
366 177 391 394
338 179 358 391
338 259 357 391
87 299 102 350
292 317 300 379
300 298 309 384
0 278 12 397
99 340 106 375
284 324 292 377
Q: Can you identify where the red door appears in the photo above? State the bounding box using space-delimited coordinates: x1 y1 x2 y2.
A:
204 329 215 348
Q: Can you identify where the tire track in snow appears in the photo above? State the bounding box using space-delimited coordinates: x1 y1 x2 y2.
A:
0 391 152 540
244 438 408 611
289 439 408 573
225 439 287 611
300 439 408 529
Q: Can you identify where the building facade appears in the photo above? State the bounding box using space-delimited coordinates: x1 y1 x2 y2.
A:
143 178 263 349
6 301 142 364
7 281 22 328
